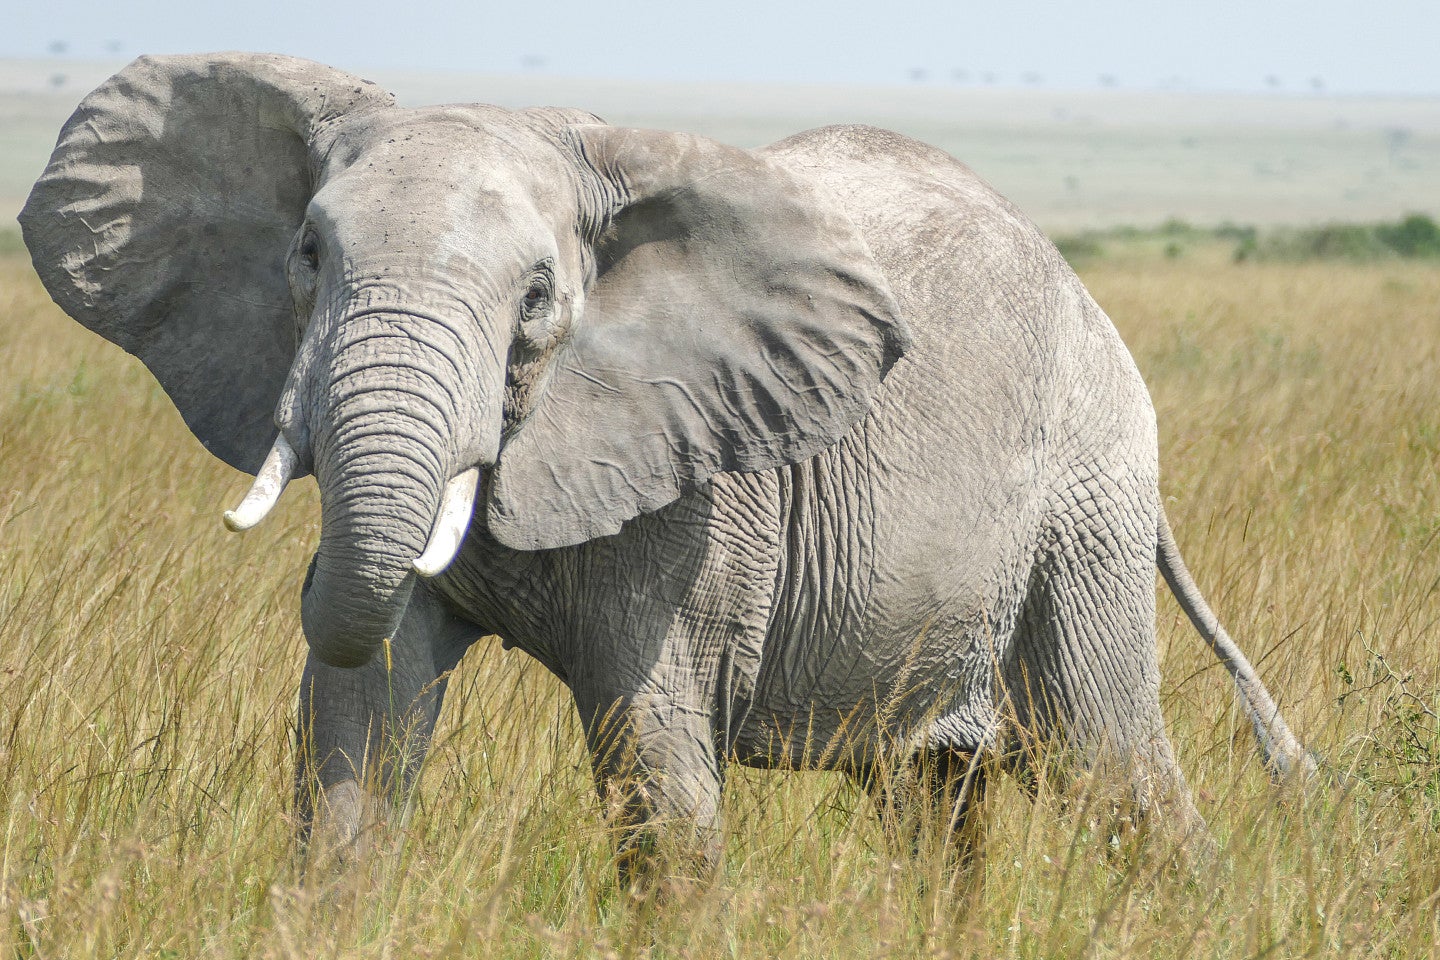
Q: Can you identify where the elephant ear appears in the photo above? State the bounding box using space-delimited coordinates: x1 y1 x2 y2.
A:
486 125 911 551
19 53 394 473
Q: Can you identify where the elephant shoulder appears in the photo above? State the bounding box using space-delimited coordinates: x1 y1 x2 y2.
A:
760 125 1129 403
764 124 962 169
760 125 1045 250
760 125 1063 297
760 125 993 198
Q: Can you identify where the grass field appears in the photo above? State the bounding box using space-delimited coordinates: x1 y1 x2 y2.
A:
3 230 1440 957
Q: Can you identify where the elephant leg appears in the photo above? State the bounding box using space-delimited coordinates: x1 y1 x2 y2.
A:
861 746 990 878
578 689 725 889
293 583 474 863
926 748 990 876
1014 499 1211 864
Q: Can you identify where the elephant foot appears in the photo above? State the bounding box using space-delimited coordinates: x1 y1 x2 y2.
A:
298 778 398 879
612 819 724 901
1067 757 1218 881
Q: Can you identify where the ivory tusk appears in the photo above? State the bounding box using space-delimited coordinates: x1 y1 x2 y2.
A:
222 435 299 532
412 467 481 577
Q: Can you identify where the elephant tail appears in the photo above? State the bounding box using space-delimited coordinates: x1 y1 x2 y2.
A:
1157 510 1318 781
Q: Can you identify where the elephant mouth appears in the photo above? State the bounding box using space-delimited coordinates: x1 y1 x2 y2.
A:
222 434 482 579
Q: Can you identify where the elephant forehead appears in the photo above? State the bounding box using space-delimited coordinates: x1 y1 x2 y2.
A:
321 107 575 200
311 120 570 274
310 181 556 282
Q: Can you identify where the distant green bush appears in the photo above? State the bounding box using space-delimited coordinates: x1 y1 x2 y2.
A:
1257 223 1395 262
1375 214 1440 258
1052 233 1106 264
1050 214 1440 267
1246 215 1440 262
1214 222 1258 244
1158 217 1196 238
0 227 23 257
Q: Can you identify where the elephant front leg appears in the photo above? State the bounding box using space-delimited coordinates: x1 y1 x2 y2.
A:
293 584 473 865
581 690 726 890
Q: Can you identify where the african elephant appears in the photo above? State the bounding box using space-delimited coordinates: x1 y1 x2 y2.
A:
21 53 1311 879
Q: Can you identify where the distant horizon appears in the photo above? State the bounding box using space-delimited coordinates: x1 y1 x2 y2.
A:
4 55 1435 232
5 56 1440 115
5 52 1439 102
5 0 1440 98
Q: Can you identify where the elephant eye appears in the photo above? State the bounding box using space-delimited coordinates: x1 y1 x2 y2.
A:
298 232 320 271
521 275 552 316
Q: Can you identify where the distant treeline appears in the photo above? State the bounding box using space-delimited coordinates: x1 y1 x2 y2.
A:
1054 213 1440 265
3 215 1438 266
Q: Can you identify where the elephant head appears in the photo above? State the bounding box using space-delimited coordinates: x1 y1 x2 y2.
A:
22 54 909 669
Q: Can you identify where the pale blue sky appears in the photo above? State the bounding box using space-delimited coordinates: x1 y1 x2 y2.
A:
6 0 1439 95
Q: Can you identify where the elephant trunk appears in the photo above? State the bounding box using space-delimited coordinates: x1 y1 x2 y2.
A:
299 308 487 668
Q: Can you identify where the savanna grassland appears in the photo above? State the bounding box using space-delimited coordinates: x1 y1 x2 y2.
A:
3 226 1440 957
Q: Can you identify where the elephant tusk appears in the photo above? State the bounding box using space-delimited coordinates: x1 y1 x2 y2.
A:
222 435 299 532
412 467 481 577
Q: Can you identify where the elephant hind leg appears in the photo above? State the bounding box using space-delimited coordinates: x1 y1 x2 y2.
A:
1011 498 1212 866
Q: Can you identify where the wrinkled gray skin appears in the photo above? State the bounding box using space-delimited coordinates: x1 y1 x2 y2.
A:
23 54 1312 878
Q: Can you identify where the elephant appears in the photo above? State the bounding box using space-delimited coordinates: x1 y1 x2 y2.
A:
21 53 1312 880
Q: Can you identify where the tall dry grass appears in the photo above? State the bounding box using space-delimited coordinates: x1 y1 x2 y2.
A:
2 247 1439 957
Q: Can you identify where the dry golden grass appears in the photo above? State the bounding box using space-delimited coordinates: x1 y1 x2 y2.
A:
2 246 1440 957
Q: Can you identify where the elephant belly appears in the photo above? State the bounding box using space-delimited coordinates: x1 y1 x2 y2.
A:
730 412 1045 770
